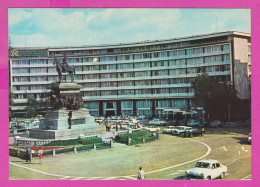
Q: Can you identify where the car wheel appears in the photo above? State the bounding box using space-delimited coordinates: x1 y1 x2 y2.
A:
160 123 163 126
220 172 225 179
190 133 193 138
206 176 211 180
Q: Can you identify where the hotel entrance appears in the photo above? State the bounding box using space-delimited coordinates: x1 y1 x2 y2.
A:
103 101 117 117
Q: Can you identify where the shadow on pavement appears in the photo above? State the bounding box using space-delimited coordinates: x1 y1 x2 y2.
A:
204 127 251 136
233 137 250 145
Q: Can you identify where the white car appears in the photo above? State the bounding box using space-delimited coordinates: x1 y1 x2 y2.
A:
185 159 227 180
33 119 40 125
144 126 160 133
149 119 168 126
172 126 192 135
163 126 176 134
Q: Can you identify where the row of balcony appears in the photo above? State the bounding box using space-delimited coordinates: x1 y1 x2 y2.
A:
11 50 231 68
13 93 194 104
12 71 230 86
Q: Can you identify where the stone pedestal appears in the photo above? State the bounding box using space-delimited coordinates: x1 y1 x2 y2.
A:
29 82 106 140
40 108 96 130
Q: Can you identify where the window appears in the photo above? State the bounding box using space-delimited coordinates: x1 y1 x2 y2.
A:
248 55 251 62
248 46 251 52
121 101 133 108
205 66 213 72
176 49 185 56
193 48 203 54
212 45 221 52
186 49 193 55
169 51 175 56
224 44 230 51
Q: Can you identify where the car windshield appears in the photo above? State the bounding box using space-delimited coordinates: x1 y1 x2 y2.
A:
177 127 184 130
195 162 210 168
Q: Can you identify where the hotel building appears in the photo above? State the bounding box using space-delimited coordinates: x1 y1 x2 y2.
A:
9 31 251 118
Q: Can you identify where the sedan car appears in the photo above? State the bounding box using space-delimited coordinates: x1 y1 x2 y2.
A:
185 159 227 180
179 128 204 137
162 126 176 134
172 126 192 135
144 126 160 132
149 119 168 126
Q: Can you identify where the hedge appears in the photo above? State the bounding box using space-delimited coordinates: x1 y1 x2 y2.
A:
115 129 157 145
43 137 103 146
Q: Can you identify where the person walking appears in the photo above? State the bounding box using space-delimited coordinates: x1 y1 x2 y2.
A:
138 167 145 180
26 147 32 163
39 147 44 164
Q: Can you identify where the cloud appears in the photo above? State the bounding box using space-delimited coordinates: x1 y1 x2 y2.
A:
8 9 33 25
8 8 250 47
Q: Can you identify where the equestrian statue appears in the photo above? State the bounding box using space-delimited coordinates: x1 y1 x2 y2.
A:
53 54 75 82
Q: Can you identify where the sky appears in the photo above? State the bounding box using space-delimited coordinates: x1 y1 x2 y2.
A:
8 8 251 47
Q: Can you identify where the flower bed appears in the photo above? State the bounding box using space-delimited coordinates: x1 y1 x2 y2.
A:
9 137 110 159
12 146 67 151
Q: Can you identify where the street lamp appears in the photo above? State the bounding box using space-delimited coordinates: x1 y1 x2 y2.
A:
226 81 233 122
145 82 148 119
219 81 233 122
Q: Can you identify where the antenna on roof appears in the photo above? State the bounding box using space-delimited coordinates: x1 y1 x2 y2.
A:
8 35 12 51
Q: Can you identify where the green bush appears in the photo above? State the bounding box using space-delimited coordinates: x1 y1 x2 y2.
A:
43 137 103 146
78 137 102 145
115 129 157 145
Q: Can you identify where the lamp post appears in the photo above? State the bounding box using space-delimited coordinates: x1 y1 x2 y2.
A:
145 82 148 119
226 81 233 122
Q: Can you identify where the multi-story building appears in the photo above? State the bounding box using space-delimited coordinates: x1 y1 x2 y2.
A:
9 31 251 118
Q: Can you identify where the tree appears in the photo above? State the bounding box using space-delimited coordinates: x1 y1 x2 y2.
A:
26 95 38 118
192 73 237 123
9 88 14 120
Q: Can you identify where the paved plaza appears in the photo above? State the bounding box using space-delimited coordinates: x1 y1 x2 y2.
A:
9 127 251 180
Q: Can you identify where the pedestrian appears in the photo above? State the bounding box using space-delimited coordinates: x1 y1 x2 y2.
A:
26 147 32 162
39 147 44 164
109 122 111 131
31 149 35 161
116 123 118 131
138 167 145 180
105 122 108 131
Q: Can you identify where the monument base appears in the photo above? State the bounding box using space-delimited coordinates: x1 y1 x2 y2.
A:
29 125 106 140
41 108 96 130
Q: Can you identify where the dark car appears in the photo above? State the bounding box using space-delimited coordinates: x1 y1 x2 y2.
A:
179 128 205 138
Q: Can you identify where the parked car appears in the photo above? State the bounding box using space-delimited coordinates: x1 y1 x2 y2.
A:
209 120 223 128
172 126 192 135
149 119 168 126
144 126 160 133
95 116 105 123
33 118 40 125
248 133 251 144
179 128 204 137
187 119 200 127
185 159 228 180
163 126 176 134
139 115 146 120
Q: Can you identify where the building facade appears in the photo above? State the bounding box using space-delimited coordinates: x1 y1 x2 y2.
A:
9 31 251 118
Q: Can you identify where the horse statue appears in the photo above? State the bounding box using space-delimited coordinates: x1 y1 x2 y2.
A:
53 55 75 82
